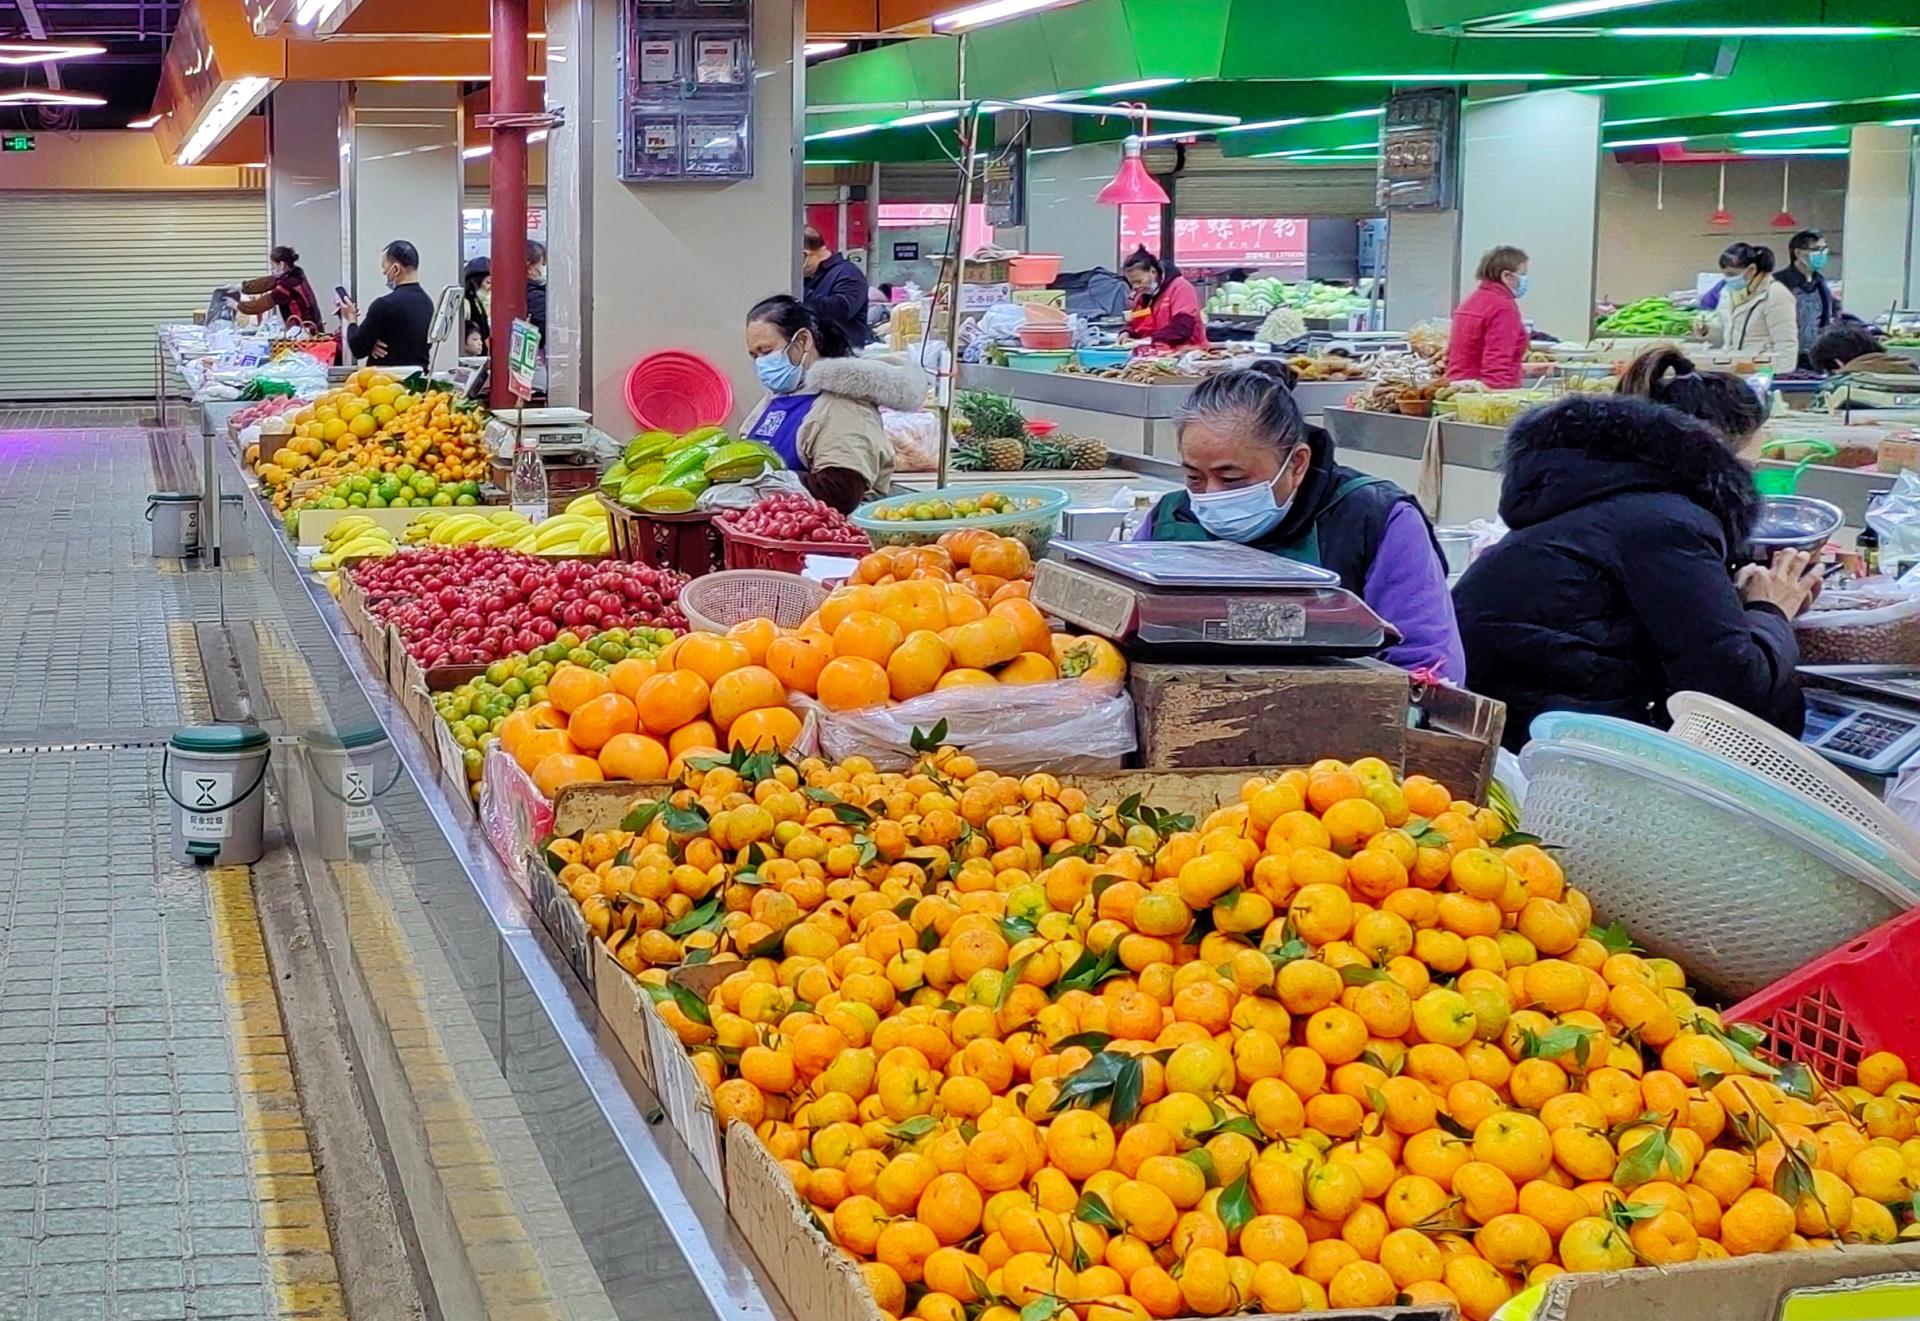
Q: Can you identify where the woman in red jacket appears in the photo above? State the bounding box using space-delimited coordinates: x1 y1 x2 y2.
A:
1122 248 1210 351
1446 246 1530 388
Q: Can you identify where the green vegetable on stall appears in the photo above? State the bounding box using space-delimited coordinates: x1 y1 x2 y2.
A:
1595 296 1697 338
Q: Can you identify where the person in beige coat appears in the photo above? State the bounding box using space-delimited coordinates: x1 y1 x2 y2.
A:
1705 242 1799 375
741 294 928 512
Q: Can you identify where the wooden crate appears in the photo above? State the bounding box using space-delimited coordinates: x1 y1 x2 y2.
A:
1130 660 1409 770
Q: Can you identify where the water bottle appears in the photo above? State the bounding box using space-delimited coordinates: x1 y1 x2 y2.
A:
510 429 548 523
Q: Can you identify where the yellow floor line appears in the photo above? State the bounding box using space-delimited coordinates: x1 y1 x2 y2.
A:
205 865 351 1321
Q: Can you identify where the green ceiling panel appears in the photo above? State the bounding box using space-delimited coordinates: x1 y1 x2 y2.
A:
1406 0 1914 32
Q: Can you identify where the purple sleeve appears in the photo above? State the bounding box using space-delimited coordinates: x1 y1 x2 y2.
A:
1365 502 1466 682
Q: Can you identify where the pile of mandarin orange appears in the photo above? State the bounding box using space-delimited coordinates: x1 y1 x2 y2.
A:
554 752 1920 1321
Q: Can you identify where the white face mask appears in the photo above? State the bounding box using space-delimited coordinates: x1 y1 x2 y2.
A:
1189 475 1294 543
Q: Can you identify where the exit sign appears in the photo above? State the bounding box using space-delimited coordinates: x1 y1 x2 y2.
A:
1 135 33 153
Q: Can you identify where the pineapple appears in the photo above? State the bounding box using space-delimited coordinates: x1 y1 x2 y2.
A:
1022 437 1071 471
982 435 1027 471
1065 435 1109 470
951 438 988 472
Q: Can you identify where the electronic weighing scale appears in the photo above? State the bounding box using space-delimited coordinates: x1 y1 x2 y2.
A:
1030 540 1396 659
1796 665 1920 778
483 408 611 466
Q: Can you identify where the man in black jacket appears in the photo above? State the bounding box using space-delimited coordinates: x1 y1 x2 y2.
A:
338 239 433 369
802 225 871 349
525 239 548 347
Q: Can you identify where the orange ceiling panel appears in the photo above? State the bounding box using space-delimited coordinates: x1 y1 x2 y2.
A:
877 0 949 31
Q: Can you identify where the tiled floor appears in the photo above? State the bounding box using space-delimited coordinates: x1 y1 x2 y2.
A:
0 423 330 1320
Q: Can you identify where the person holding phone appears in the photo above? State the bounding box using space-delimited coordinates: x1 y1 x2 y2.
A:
337 240 433 369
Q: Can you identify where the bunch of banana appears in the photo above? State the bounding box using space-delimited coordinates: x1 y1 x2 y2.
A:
527 507 611 556
311 515 398 572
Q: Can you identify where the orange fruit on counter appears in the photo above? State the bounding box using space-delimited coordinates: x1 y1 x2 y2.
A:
549 664 614 715
669 719 719 758
596 732 669 782
608 656 658 700
710 665 788 733
532 752 604 797
568 692 640 752
888 630 952 702
989 579 1031 605
668 745 723 780
971 535 1031 581
634 669 711 736
939 527 991 566
936 668 997 689
817 656 890 712
726 617 779 666
944 591 987 625
990 598 1051 654
729 706 803 753
513 726 576 774
768 632 832 694
950 617 1023 670
497 707 539 757
820 584 881 633
996 653 1057 685
853 551 896 585
675 634 752 687
880 580 951 634
833 611 905 665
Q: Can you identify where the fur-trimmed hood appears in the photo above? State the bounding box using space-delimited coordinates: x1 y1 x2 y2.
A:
806 353 929 413
1499 393 1759 543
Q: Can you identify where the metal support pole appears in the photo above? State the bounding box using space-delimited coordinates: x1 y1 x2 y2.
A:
936 35 971 490
488 0 531 407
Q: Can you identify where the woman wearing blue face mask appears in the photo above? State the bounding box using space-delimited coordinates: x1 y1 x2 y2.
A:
1779 229 1836 369
1140 360 1465 680
740 295 928 513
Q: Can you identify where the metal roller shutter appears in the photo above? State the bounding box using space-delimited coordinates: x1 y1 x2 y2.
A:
1145 145 1379 219
0 191 267 401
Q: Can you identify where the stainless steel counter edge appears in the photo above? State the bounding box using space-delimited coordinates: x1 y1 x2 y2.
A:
213 431 793 1321
1322 404 1900 524
959 363 1357 420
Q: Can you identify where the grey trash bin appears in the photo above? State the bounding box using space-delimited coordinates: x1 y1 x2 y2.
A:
165 725 271 866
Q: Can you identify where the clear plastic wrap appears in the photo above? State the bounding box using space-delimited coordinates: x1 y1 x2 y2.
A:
479 743 553 870
805 680 1136 772
883 409 941 473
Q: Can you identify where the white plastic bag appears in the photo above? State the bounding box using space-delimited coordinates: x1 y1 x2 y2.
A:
805 680 1136 772
695 469 809 512
1868 472 1920 569
883 409 941 473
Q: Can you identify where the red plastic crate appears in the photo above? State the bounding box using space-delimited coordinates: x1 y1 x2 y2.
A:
598 495 721 578
1725 905 1920 1085
714 515 869 574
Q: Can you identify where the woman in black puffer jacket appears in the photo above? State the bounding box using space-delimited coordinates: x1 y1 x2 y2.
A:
1454 367 1820 750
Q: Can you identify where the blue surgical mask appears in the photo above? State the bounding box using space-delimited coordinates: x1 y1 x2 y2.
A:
756 348 804 395
1512 274 1530 298
1809 249 1830 272
1189 477 1293 543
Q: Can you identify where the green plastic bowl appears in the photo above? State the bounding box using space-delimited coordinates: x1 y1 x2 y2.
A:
851 484 1072 556
1003 349 1073 373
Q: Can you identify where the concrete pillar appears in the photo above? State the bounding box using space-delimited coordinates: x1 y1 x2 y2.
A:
266 83 346 313
1843 124 1917 319
1457 89 1602 343
543 0 802 423
342 83 464 314
1026 124 1121 273
1385 210 1462 330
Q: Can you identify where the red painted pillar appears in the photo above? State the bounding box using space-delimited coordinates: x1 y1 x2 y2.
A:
488 0 530 407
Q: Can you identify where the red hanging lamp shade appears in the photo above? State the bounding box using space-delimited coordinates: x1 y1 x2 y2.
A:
1097 135 1170 207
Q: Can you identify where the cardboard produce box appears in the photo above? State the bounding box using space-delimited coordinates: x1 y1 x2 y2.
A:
1527 1242 1920 1320
1129 660 1505 798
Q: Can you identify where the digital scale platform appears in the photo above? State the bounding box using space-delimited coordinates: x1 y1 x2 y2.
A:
1796 665 1920 776
483 408 608 465
1030 541 1396 660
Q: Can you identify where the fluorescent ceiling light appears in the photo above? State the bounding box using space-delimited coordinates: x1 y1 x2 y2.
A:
1521 0 1661 19
238 162 267 169
889 109 958 127
932 0 1079 31
1574 73 1714 94
804 41 848 57
1602 134 1688 147
1089 78 1181 96
1223 107 1383 134
1889 118 1920 128
1712 100 1838 117
1736 124 1839 139
1609 25 1915 36
463 127 549 159
1738 147 1850 155
292 0 349 26
178 75 271 166
0 89 104 106
127 113 162 129
0 41 104 65
805 122 884 141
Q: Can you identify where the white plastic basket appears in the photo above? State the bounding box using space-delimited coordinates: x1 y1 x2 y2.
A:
1666 691 1920 873
1520 739 1918 1000
678 570 826 634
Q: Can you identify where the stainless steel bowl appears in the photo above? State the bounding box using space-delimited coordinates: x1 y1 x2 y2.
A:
1744 495 1844 563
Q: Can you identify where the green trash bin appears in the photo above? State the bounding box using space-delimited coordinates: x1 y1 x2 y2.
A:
165 725 272 866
